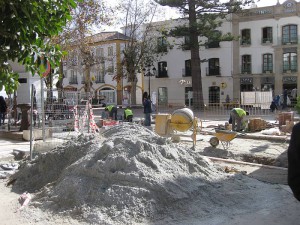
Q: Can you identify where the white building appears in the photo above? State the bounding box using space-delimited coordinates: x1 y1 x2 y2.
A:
145 0 300 107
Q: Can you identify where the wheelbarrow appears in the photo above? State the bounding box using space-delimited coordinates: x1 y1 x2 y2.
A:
209 129 238 150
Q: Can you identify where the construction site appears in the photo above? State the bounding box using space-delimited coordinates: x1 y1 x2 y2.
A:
0 105 300 225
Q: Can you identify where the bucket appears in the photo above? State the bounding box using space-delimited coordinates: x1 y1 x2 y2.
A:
170 108 194 132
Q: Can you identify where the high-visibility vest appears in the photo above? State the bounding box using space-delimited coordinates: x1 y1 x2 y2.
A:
124 108 133 118
105 105 114 112
233 108 246 117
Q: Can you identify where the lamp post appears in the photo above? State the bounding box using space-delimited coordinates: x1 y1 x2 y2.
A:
143 64 156 96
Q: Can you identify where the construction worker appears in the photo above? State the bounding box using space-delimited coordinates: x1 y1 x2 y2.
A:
123 106 133 122
229 108 249 132
104 105 118 120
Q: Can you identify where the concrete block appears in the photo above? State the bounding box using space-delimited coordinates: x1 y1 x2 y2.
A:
23 129 52 141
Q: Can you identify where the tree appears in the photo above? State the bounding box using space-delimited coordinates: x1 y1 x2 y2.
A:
117 0 161 105
51 0 112 101
154 0 253 109
0 0 78 94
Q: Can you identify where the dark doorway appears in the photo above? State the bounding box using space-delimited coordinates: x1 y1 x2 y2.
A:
209 86 220 105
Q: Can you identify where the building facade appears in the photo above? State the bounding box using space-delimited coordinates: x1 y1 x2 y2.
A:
147 0 300 107
62 32 144 106
232 0 300 105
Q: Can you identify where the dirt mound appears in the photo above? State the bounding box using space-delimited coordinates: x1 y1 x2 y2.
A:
10 124 287 225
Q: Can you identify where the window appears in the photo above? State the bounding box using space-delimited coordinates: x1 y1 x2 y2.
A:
81 73 85 84
262 27 273 43
241 29 251 45
100 61 105 75
158 87 168 106
183 36 190 50
263 54 273 73
157 61 168 77
70 70 77 84
282 25 297 44
183 60 191 77
108 46 113 56
283 52 297 72
207 58 220 76
206 30 221 48
157 37 168 52
95 71 104 83
96 48 104 57
241 55 251 73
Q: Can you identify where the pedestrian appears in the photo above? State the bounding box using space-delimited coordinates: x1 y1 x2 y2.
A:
229 107 249 131
274 95 280 109
288 122 300 201
143 92 152 126
123 106 133 122
283 89 288 109
0 96 7 126
270 100 277 112
104 105 118 120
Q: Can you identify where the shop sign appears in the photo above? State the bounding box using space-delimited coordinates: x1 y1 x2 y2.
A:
240 77 253 84
283 76 297 84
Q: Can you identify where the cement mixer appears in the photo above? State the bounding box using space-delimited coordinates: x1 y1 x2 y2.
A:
155 108 198 148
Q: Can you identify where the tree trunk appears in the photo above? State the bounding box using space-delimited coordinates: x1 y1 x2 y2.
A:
130 78 137 105
85 65 91 98
189 0 204 110
56 61 64 101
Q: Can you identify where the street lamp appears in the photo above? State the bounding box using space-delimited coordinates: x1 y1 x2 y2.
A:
143 64 156 96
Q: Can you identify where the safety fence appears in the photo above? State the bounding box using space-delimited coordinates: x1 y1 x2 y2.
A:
3 89 297 152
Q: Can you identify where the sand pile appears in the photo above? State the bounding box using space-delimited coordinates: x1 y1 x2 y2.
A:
10 124 285 224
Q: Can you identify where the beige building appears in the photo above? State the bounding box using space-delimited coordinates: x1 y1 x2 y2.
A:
232 0 300 105
62 32 144 106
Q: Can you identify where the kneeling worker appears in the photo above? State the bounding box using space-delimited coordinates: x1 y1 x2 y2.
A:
229 108 249 131
105 105 118 120
124 106 133 122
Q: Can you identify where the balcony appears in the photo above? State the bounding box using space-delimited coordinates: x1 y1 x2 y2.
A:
283 68 297 73
206 67 221 76
182 68 191 77
241 67 251 74
240 39 251 46
157 45 168 53
156 71 168 78
262 38 272 44
263 70 273 74
69 79 78 84
95 76 105 83
205 41 220 49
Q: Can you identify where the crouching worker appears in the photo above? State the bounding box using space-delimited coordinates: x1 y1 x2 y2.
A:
229 108 249 131
123 106 133 122
105 105 118 120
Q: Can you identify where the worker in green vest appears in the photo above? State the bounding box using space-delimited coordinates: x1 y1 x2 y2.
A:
104 105 118 120
123 106 133 122
229 108 249 131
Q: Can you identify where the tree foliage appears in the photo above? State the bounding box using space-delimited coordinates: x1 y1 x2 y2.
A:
52 0 112 95
0 0 78 94
154 0 254 109
117 0 164 105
